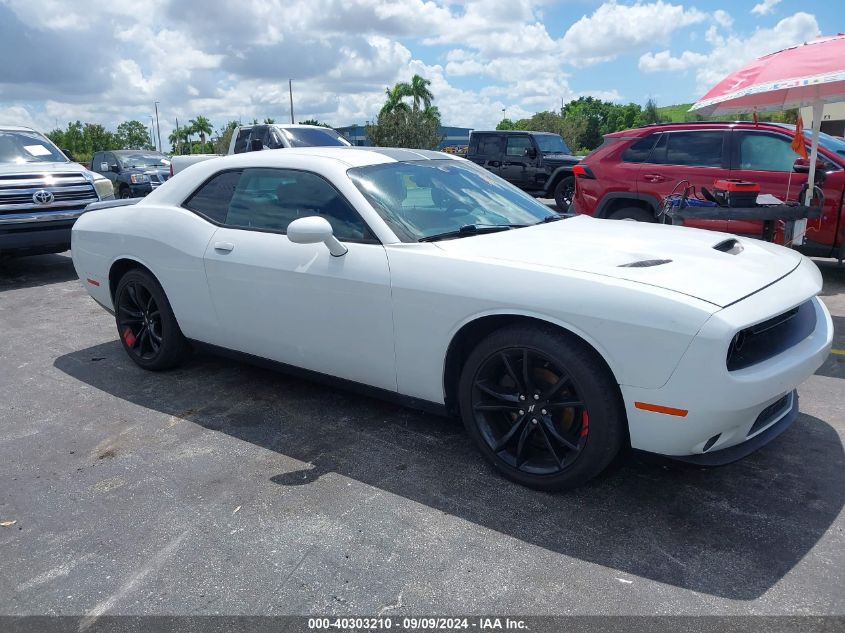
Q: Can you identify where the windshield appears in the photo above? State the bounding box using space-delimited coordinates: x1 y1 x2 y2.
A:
807 130 845 157
0 130 68 164
120 153 170 168
535 134 570 154
348 159 556 242
280 127 351 148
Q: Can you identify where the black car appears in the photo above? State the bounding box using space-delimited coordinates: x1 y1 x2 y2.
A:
91 150 171 199
466 131 580 211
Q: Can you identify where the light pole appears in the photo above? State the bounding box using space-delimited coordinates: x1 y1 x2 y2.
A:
154 101 162 152
501 107 506 122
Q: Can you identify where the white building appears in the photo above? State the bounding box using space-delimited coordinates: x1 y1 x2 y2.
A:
799 102 845 137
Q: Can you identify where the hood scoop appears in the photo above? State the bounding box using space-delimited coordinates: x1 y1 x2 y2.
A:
713 238 744 255
618 258 672 268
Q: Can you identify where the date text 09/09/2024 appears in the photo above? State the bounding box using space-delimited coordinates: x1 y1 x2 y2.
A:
308 617 528 630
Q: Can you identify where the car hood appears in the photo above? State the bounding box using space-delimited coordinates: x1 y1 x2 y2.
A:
433 215 802 308
0 161 89 175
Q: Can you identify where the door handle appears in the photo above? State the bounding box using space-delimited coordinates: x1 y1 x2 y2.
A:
213 241 234 252
643 174 668 183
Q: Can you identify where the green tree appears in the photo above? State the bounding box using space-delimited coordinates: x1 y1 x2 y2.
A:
116 120 154 150
189 115 213 145
263 117 276 124
84 124 118 152
496 118 516 130
214 120 240 154
380 82 412 116
408 74 434 111
642 98 661 125
298 119 333 127
367 108 443 150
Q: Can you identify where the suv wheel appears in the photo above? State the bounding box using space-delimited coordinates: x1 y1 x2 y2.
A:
609 207 654 222
553 176 575 212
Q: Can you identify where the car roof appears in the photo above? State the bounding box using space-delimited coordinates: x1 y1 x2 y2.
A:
208 146 455 169
0 125 39 132
605 121 798 138
110 150 166 155
472 130 558 136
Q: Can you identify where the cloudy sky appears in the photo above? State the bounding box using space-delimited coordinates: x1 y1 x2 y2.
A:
0 0 838 141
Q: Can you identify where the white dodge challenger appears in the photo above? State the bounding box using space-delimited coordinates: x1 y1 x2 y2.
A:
71 147 833 489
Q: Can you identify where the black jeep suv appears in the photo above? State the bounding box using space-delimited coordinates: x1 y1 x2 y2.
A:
466 130 581 211
91 150 171 199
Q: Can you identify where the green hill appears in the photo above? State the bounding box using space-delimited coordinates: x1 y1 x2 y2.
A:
656 103 695 122
655 103 798 124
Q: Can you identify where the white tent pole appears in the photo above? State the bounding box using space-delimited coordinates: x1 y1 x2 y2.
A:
805 100 823 206
795 99 823 246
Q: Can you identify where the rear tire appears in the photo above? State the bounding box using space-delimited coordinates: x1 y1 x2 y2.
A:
114 269 189 371
609 207 654 222
459 325 625 490
553 176 575 212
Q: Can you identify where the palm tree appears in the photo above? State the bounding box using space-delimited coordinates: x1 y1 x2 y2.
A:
263 117 276 124
408 74 434 111
189 116 213 145
380 82 412 116
422 105 441 122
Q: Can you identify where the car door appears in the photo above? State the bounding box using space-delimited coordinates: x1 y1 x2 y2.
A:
498 135 540 190
638 130 730 231
199 167 397 391
729 129 809 238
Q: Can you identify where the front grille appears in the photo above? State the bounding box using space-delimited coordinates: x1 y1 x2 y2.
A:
748 393 792 436
726 300 816 371
0 172 98 214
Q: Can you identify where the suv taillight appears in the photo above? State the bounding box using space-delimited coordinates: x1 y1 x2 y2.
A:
573 164 595 179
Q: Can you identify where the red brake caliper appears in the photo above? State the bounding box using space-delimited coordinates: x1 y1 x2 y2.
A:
122 327 136 347
580 411 590 437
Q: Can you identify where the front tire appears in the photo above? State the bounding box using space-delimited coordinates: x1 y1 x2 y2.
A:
119 186 132 199
459 325 625 490
114 268 189 371
553 176 575 212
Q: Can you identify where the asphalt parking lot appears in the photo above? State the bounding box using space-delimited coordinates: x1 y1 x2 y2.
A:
1 253 843 618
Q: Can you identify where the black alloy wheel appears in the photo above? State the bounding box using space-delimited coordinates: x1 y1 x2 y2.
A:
459 326 625 490
114 268 188 370
119 187 132 199
471 348 588 475
554 176 575 212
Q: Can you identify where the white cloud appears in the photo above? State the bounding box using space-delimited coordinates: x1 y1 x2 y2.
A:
561 1 707 65
713 10 733 28
751 0 782 16
637 12 821 93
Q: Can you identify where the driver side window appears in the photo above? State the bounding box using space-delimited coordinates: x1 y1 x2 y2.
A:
185 168 377 242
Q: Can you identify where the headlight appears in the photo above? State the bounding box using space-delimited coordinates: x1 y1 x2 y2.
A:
130 173 150 184
91 174 114 200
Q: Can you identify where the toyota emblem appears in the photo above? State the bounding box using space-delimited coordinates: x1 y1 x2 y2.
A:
33 190 54 205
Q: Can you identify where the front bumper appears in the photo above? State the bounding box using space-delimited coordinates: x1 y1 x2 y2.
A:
622 257 832 459
0 217 76 255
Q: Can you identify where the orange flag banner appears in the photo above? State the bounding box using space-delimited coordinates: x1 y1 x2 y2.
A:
791 115 809 159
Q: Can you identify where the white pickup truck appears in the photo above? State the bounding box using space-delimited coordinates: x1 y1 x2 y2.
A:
170 123 352 175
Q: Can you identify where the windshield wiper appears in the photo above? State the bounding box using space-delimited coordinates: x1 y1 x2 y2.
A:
419 224 522 242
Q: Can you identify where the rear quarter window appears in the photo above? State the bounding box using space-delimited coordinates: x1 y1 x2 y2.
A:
183 170 243 223
621 135 659 163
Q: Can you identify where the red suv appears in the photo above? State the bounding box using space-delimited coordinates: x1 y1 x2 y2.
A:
571 121 845 260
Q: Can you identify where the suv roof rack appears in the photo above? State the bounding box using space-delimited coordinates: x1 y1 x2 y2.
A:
636 120 788 129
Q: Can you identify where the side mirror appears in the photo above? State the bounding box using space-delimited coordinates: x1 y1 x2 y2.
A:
62 148 76 161
250 138 264 152
793 157 826 177
524 147 537 159
287 216 348 257
109 164 120 173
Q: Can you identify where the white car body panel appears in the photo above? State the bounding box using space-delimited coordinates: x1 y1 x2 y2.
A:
72 147 833 461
